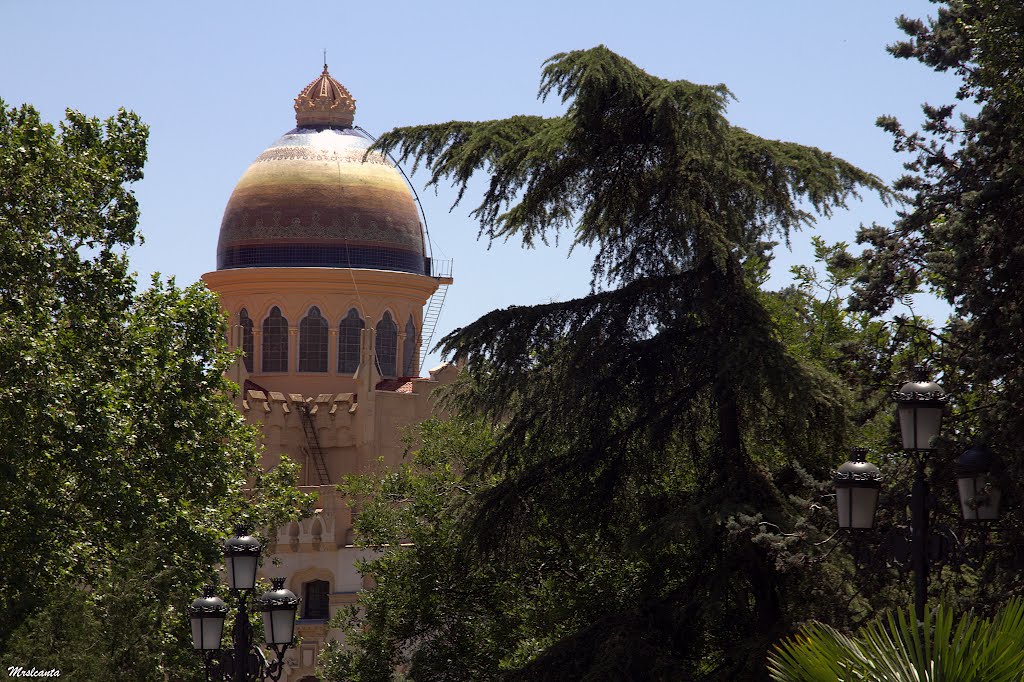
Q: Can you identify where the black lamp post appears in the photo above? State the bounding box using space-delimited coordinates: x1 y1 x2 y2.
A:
892 369 948 624
833 368 1003 624
188 527 299 682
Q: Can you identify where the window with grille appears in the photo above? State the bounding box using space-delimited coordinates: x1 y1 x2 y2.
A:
338 308 364 375
262 306 289 372
299 306 328 372
303 580 330 620
402 316 417 376
239 309 253 373
375 311 398 377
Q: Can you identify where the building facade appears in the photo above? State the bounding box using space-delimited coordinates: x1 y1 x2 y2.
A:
202 66 454 681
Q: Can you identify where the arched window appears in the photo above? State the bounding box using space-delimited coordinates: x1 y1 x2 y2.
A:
299 306 328 372
402 316 417 376
262 306 289 372
375 311 398 377
239 308 253 373
303 579 330 620
338 308 364 375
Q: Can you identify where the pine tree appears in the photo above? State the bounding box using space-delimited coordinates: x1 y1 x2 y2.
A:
339 46 889 680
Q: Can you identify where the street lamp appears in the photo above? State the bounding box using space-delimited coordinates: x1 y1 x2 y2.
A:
259 578 299 649
833 368 1003 623
224 529 262 591
834 449 882 529
190 586 228 652
894 370 947 451
188 527 299 682
957 444 1001 522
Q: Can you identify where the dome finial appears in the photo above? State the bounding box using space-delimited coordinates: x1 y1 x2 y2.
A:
294 59 356 128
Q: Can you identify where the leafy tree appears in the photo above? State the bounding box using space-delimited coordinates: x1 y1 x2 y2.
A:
0 101 312 680
853 0 1024 443
324 417 520 681
325 46 889 680
767 237 900 450
852 0 1024 614
769 599 1024 681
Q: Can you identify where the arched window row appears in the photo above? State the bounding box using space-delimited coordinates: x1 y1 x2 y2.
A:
238 307 417 377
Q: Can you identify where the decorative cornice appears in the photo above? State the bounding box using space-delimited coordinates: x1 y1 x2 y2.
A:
188 586 228 615
891 390 949 404
834 470 883 483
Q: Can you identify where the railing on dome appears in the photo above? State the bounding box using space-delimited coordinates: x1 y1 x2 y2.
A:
428 258 453 280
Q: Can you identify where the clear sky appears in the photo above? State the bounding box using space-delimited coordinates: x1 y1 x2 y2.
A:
2 1 956 370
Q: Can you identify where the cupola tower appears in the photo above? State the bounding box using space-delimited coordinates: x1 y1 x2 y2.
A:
204 65 451 397
201 66 455 681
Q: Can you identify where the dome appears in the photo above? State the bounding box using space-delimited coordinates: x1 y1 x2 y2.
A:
216 67 426 274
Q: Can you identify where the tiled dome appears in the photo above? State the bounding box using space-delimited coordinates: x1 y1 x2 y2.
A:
216 68 426 274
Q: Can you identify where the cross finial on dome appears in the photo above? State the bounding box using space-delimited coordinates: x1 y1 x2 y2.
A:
294 61 356 128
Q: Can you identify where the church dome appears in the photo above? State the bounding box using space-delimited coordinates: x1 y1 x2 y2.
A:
216 66 426 274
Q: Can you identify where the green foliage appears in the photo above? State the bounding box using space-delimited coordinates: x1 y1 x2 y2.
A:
852 0 1024 616
332 46 892 680
379 46 887 284
764 237 907 451
324 417 515 681
0 101 313 680
769 599 1024 681
324 416 710 681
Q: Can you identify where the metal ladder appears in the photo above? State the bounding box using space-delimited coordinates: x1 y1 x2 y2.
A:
300 404 331 485
419 259 452 375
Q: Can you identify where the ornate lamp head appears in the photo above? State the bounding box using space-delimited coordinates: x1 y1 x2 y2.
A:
957 444 1001 521
188 585 228 651
223 525 262 591
893 366 948 451
834 448 883 529
256 577 300 647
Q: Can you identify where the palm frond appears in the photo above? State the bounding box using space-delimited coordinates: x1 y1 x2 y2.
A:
769 599 1024 682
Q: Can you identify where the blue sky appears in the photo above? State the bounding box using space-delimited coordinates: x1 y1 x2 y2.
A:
2 1 957 369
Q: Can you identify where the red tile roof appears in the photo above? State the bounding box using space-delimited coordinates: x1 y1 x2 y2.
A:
375 377 416 393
